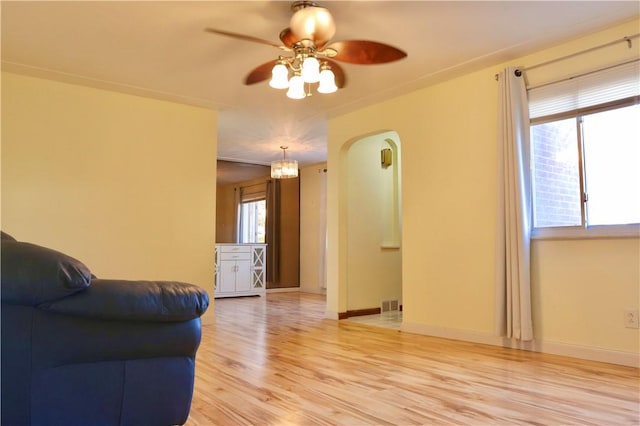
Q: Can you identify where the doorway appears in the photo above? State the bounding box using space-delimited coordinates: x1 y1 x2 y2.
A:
344 131 402 318
215 160 300 289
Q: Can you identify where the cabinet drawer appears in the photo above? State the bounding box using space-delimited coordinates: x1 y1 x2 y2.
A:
220 252 251 261
218 245 251 253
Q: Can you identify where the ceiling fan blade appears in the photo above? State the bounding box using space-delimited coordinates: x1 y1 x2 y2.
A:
205 28 283 49
327 40 407 65
244 60 279 85
325 59 346 88
279 27 297 48
315 39 331 50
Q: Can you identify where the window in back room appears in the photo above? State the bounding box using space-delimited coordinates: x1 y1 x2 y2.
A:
239 198 266 243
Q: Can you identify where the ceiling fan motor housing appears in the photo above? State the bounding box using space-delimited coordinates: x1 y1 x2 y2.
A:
291 1 319 12
289 2 336 46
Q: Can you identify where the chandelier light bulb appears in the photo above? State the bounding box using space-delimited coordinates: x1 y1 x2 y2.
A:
269 62 289 89
286 73 306 99
301 56 320 83
317 66 337 94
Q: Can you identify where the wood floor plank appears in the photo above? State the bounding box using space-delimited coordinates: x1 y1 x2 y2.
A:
187 292 639 425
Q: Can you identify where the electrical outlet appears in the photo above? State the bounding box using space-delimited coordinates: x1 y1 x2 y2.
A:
624 309 639 329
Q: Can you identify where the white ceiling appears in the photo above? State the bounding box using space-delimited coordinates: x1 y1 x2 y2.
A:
2 1 638 167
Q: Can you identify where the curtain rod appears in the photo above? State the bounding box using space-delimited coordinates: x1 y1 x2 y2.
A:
521 33 639 72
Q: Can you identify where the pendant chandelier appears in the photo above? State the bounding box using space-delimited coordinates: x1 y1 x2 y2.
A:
271 146 299 179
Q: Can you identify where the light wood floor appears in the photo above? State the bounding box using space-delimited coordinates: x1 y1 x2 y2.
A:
187 292 639 425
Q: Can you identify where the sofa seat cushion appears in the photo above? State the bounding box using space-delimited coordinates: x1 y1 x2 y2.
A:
1 241 92 305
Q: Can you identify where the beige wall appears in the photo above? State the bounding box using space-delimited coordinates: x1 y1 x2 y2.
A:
327 19 640 362
1 72 218 320
300 163 327 294
532 238 639 349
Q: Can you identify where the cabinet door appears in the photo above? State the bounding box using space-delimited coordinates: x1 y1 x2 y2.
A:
219 260 237 293
234 260 252 292
251 245 266 290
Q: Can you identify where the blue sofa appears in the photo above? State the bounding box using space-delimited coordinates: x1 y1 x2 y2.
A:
1 232 209 426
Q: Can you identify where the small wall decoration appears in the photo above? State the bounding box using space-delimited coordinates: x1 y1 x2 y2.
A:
381 148 392 168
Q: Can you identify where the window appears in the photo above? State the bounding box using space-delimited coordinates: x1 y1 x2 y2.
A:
528 60 640 234
237 183 268 243
239 199 266 243
531 101 640 228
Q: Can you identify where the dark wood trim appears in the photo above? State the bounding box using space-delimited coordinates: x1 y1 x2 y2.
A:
338 307 382 320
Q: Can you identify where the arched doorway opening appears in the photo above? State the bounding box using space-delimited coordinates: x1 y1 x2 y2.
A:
343 131 403 319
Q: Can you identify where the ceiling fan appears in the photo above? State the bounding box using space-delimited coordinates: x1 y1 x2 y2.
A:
205 1 407 98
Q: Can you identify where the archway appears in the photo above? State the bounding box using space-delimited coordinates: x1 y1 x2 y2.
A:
343 131 403 315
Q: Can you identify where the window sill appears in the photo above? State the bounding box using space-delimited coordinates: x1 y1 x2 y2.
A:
531 224 640 240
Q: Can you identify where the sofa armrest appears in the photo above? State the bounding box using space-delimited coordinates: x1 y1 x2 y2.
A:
39 279 209 322
1 241 92 306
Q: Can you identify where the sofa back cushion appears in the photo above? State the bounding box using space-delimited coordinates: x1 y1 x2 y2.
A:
1 231 17 241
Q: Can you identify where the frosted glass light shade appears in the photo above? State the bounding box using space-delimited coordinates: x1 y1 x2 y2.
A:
317 68 337 94
271 159 299 179
269 63 289 89
302 56 320 83
286 74 305 99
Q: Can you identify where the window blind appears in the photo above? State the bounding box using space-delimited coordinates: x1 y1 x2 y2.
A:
528 59 640 119
239 183 267 203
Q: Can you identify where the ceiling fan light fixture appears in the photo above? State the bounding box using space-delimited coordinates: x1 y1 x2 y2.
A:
301 56 320 83
206 2 407 100
269 62 290 89
317 63 337 94
286 72 306 99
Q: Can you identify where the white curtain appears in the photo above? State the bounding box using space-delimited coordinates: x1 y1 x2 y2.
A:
495 67 533 341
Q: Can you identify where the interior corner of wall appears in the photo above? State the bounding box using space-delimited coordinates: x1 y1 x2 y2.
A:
324 309 339 320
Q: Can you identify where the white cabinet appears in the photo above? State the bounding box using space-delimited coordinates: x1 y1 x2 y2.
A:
214 244 266 298
218 258 250 293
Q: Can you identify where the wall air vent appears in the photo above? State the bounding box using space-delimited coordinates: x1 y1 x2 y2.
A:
381 299 400 313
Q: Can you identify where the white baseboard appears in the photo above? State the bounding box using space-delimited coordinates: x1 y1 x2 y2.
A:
401 322 639 368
